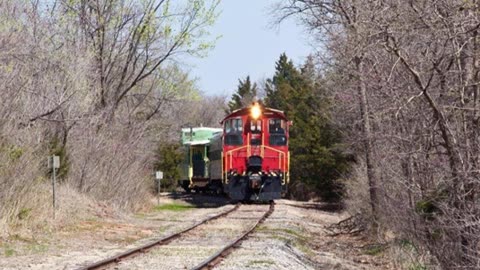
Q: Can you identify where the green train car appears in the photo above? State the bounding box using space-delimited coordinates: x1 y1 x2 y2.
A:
178 127 223 193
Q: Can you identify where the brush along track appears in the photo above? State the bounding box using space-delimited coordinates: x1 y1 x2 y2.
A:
75 204 240 270
76 203 274 270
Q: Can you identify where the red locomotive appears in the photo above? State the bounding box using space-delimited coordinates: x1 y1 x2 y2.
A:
179 102 290 201
218 102 290 201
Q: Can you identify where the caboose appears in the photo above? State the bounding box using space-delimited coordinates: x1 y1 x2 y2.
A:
178 127 223 193
179 102 290 201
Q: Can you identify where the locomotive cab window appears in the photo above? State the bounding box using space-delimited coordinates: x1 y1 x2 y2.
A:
269 119 286 146
249 119 262 145
249 119 262 134
224 118 243 145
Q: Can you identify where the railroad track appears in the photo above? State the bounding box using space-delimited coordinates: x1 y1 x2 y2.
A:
191 202 274 270
76 202 274 270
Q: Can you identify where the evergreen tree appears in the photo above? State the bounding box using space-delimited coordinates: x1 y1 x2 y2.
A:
264 53 303 113
265 54 349 201
227 76 257 113
154 143 183 191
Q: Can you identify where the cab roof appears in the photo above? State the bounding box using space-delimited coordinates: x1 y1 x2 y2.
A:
221 105 287 124
181 127 222 145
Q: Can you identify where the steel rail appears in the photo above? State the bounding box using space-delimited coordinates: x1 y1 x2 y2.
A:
76 204 240 270
191 202 275 270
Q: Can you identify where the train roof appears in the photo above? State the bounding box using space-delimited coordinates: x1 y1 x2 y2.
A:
181 127 222 145
221 105 287 123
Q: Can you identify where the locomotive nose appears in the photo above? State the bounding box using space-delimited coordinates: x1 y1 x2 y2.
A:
250 174 262 189
247 156 262 173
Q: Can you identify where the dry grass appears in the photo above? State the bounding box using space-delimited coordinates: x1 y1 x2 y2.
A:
1 182 97 238
342 159 372 220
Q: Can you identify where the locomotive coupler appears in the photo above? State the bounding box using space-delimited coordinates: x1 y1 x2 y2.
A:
249 173 262 189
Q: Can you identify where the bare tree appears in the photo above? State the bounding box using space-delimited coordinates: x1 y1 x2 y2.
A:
60 0 219 114
276 0 380 221
276 0 480 268
0 0 221 232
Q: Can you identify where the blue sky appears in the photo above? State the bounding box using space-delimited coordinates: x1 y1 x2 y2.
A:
186 0 312 97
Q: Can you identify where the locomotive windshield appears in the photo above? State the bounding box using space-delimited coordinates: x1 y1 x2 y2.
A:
269 118 286 146
250 119 262 134
248 119 262 145
224 118 243 145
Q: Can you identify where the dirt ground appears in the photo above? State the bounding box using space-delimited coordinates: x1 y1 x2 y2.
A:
0 194 394 270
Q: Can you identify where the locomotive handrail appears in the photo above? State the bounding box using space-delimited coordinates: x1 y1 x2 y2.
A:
225 145 249 173
225 144 287 180
260 145 288 175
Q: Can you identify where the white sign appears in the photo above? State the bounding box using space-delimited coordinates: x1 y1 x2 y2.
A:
155 171 163 180
48 156 60 169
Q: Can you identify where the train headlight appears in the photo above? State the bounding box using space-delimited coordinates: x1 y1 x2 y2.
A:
251 103 261 119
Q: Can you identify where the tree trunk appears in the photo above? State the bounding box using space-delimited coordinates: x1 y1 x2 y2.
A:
355 56 379 221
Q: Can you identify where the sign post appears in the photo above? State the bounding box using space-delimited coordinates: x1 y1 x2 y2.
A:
48 156 60 219
155 171 163 205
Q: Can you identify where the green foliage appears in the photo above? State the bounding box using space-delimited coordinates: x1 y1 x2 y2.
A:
27 243 48 254
429 229 442 241
154 203 195 211
364 244 386 256
265 53 302 111
3 246 15 257
178 0 222 58
247 260 275 266
154 143 183 191
415 200 438 217
0 144 24 163
7 145 24 161
265 53 350 201
227 76 258 113
409 263 428 270
160 65 201 100
17 208 31 220
415 194 446 241
48 136 70 181
400 239 418 252
415 189 447 220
